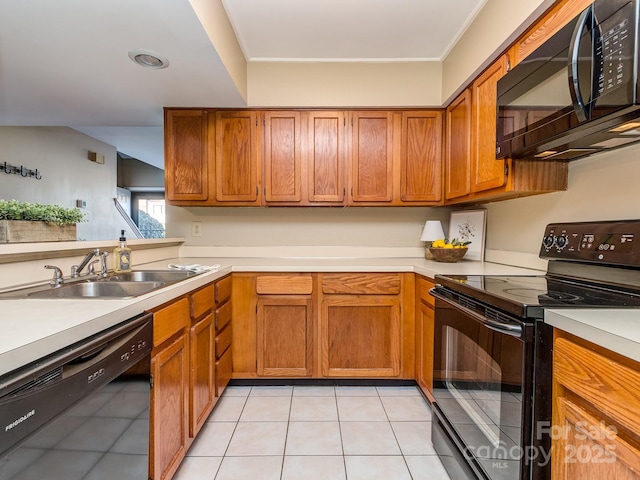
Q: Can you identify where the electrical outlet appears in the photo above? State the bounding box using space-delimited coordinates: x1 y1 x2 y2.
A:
191 221 202 237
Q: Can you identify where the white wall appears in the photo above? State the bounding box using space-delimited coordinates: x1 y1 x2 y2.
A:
485 143 640 255
248 62 442 107
0 127 130 240
166 206 450 251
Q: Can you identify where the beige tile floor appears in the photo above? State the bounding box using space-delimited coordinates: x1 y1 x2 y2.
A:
174 385 451 480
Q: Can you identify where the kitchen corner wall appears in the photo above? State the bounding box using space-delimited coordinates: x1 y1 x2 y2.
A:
0 127 131 241
484 143 640 255
166 206 450 253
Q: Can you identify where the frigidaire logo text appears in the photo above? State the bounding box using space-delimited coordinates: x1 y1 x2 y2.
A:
5 409 35 431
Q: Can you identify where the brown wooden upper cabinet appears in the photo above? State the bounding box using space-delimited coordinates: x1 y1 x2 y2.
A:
445 90 471 201
263 111 303 204
164 109 211 202
471 55 509 194
349 111 394 204
307 111 347 205
400 111 443 203
444 54 568 204
165 108 443 207
215 110 261 205
263 111 347 206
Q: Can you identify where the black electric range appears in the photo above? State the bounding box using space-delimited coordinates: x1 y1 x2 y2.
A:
430 220 640 480
435 219 640 320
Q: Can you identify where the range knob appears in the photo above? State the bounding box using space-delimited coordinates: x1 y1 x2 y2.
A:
542 234 555 249
555 234 569 250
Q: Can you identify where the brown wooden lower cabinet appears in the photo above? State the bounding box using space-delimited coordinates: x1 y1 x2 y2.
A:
189 312 215 437
415 275 435 401
552 331 640 479
257 296 314 376
231 272 414 380
150 298 190 480
149 275 232 480
320 295 401 377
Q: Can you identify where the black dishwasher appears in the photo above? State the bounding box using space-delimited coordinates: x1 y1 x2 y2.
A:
0 313 152 480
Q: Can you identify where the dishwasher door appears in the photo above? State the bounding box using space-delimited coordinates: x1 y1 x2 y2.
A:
0 313 152 480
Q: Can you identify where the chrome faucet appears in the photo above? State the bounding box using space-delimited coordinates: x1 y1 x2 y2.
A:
99 251 109 277
71 249 101 277
44 265 64 285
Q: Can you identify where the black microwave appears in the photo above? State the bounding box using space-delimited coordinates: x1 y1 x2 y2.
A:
496 0 640 161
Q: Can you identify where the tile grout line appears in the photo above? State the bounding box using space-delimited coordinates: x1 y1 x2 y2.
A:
279 389 294 480
213 387 251 480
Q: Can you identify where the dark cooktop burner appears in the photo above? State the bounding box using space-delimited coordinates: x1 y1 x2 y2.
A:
434 274 640 319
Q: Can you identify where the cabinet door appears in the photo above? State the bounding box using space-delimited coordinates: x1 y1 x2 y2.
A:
150 334 189 480
416 277 435 401
471 56 508 193
164 109 210 202
307 111 347 204
553 397 640 479
257 296 313 377
215 110 260 204
189 313 215 438
321 296 400 377
350 111 394 204
400 111 443 203
445 90 472 200
512 0 593 67
263 111 302 204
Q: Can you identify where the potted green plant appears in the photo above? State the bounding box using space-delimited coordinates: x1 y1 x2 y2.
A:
0 199 85 243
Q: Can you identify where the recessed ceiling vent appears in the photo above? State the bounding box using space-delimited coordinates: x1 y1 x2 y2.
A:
128 49 169 69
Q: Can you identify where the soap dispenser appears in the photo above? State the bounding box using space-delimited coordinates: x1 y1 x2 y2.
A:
113 230 132 273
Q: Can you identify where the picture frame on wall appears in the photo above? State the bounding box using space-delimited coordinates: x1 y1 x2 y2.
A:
448 209 487 261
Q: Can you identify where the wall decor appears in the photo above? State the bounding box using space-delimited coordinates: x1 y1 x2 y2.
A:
448 209 486 261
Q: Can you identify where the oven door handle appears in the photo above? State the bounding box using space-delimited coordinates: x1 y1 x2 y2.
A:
430 289 524 338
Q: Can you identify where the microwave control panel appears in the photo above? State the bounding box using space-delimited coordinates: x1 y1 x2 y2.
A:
594 0 634 95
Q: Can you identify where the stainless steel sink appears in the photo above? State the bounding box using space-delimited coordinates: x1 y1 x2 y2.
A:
105 270 197 283
3 281 166 299
0 269 201 299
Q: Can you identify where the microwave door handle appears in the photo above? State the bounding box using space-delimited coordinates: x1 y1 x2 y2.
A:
568 6 593 122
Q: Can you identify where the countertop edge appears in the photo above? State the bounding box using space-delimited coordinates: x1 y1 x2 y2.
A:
545 309 640 364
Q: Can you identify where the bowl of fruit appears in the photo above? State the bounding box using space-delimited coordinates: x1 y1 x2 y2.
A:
428 239 470 263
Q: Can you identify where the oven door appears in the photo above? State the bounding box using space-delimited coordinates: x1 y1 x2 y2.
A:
431 290 534 480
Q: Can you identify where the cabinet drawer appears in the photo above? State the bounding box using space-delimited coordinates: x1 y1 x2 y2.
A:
256 275 313 295
191 284 214 319
554 336 640 435
416 276 435 307
215 300 232 331
153 297 190 348
322 273 401 295
216 323 232 359
215 275 232 305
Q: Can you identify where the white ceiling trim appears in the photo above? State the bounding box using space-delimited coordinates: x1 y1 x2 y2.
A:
438 0 489 61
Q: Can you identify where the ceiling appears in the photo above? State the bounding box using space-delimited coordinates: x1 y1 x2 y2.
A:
0 0 485 170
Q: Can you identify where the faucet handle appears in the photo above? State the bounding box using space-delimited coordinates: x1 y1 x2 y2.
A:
44 265 64 285
87 259 100 275
100 251 109 276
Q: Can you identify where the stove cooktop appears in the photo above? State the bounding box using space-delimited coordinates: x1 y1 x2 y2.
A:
435 274 640 319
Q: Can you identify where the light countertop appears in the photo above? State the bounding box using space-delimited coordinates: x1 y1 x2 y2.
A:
545 309 640 363
0 256 538 377
4 255 639 377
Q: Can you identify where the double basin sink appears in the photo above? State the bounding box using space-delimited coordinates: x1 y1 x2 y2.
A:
0 270 199 300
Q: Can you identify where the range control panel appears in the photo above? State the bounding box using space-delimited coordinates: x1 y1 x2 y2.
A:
540 220 640 266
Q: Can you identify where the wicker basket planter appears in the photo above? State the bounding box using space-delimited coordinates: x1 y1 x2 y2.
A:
0 220 77 243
